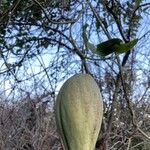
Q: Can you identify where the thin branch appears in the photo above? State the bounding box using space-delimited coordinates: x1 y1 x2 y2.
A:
69 24 86 59
102 0 127 42
32 0 87 24
127 137 132 150
137 86 149 104
119 57 150 141
137 128 150 141
133 2 150 15
86 0 111 39
69 24 91 74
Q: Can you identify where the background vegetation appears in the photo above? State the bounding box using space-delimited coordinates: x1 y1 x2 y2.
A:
0 0 150 149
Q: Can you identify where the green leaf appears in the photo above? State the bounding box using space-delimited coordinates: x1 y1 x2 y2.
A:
114 39 138 54
82 24 88 44
96 38 122 56
86 42 96 52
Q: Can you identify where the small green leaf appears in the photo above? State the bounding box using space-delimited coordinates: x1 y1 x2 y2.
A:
82 24 89 45
114 39 138 53
86 42 96 52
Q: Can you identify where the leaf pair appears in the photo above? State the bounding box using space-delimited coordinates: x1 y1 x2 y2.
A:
96 38 138 57
96 38 122 56
82 24 138 57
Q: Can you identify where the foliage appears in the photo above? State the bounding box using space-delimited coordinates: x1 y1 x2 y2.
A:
0 0 150 149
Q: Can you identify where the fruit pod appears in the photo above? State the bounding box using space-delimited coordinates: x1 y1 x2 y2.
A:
55 73 103 150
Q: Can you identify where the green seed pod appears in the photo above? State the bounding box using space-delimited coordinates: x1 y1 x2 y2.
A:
55 73 103 150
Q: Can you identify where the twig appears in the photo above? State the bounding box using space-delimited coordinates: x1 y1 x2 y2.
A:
137 128 150 141
69 24 91 74
118 56 150 141
127 137 132 150
86 0 111 39
32 0 87 24
102 0 127 42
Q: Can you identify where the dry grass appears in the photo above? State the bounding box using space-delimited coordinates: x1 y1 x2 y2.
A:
0 96 62 150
